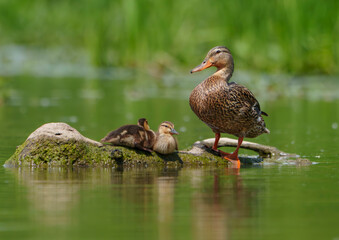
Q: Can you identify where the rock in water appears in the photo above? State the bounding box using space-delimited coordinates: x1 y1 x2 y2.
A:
27 122 102 146
4 122 311 167
5 122 112 167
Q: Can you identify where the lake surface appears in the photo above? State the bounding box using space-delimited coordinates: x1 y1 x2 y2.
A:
0 74 339 240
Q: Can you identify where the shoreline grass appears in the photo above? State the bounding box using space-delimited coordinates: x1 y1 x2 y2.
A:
0 0 338 74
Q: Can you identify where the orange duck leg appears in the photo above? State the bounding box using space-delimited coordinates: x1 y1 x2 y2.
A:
212 133 243 168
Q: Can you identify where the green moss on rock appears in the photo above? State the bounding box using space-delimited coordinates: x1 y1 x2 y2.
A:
5 136 232 167
6 137 111 167
5 122 311 168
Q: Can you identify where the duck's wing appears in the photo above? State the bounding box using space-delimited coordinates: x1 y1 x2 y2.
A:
228 83 270 137
228 83 268 118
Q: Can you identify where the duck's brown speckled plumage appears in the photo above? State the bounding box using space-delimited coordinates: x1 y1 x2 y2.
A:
190 80 268 138
189 46 269 165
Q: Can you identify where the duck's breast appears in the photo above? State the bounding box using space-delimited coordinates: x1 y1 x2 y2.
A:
153 135 177 154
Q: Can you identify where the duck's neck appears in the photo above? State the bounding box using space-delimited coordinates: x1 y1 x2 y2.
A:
213 66 233 83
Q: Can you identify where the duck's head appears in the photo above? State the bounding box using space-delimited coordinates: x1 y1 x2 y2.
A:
158 121 179 135
190 46 234 73
138 118 150 130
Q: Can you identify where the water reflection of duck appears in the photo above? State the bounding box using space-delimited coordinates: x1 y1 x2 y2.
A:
189 46 269 167
153 121 179 154
100 118 155 152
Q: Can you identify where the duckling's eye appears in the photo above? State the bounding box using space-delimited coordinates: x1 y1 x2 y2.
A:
216 50 221 54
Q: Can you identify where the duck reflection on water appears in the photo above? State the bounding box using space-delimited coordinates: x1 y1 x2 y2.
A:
11 166 263 239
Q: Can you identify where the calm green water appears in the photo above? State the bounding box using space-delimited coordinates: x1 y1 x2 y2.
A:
0 75 339 240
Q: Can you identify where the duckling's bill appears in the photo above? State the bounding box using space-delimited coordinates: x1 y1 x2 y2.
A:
170 128 179 135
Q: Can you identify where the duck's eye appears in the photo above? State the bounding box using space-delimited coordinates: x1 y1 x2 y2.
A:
216 50 221 54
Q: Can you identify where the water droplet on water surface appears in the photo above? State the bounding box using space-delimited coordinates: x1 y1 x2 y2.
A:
40 98 51 107
180 126 187 132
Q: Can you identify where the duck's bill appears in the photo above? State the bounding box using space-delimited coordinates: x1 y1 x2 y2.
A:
190 59 212 73
170 129 179 135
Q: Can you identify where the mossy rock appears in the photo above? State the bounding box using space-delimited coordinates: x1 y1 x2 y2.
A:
5 123 231 167
5 122 311 168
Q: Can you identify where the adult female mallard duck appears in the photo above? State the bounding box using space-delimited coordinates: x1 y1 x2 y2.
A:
153 121 179 154
100 118 155 152
189 46 269 166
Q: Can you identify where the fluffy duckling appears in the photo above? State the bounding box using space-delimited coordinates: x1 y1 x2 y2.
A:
138 118 156 149
100 118 154 152
153 121 179 154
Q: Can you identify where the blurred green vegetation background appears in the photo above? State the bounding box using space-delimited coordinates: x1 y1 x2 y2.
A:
0 0 338 74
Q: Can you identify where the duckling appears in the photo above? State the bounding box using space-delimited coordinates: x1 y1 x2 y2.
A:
100 118 154 152
153 121 179 154
190 46 269 166
138 118 156 148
